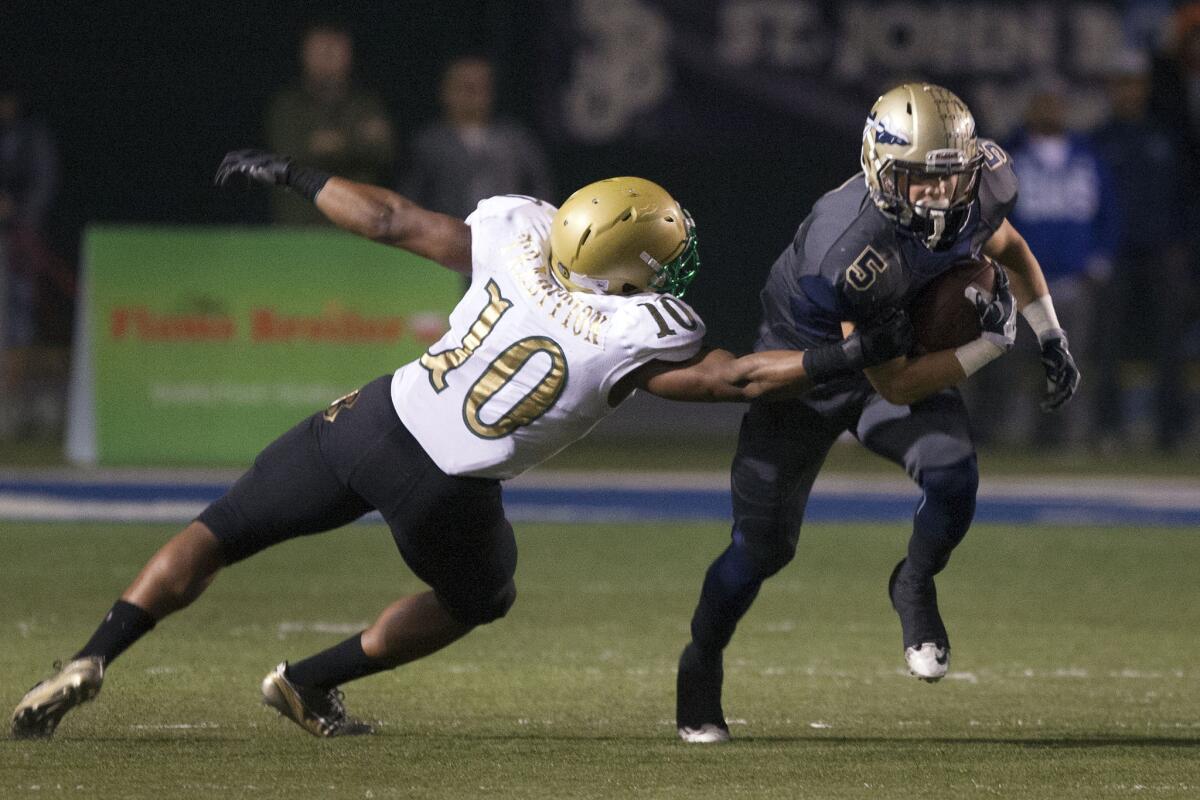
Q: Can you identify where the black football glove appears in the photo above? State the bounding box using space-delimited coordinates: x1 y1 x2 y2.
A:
214 149 291 187
1038 330 1080 412
215 149 331 200
856 308 915 366
964 262 1017 352
801 308 913 383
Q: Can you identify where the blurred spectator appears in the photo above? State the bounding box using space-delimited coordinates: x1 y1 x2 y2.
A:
403 56 553 219
266 22 395 225
968 83 1119 448
0 83 62 440
1150 4 1200 447
1095 48 1192 451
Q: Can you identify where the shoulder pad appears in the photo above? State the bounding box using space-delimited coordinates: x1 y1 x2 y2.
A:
466 196 557 279
615 294 706 364
830 231 902 321
465 195 557 228
977 139 1019 225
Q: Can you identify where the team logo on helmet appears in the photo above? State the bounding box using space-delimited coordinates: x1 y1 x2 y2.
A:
864 113 911 147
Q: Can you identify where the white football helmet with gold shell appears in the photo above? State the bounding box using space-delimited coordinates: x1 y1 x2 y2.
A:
549 177 699 297
861 83 983 249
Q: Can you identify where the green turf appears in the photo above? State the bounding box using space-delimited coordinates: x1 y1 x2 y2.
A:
2 521 1199 798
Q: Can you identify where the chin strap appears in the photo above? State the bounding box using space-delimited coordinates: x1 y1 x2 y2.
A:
925 210 947 249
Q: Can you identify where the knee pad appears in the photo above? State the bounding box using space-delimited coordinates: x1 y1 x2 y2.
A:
728 525 797 581
920 457 979 504
440 579 517 627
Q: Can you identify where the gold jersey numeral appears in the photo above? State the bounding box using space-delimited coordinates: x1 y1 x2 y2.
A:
322 389 360 422
420 279 512 392
464 336 568 439
419 280 568 440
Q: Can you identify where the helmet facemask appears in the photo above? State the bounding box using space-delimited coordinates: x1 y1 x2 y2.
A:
645 210 700 297
878 152 982 250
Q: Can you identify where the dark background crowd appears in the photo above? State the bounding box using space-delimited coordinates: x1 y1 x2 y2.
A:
2 0 1198 455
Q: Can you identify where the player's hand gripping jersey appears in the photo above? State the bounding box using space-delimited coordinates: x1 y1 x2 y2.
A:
391 196 705 478
756 141 1018 355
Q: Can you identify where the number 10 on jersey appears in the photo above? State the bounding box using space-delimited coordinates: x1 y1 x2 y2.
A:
420 279 568 439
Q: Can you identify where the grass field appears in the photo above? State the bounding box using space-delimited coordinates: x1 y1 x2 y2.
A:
2 520 1199 798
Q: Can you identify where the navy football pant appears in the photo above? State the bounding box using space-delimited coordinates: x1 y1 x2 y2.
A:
689 385 978 653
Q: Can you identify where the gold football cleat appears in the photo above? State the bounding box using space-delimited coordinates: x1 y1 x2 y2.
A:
261 662 373 738
11 656 105 739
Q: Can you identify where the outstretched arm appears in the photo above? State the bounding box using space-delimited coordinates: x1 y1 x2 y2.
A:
215 149 471 273
314 178 471 272
622 347 809 404
614 309 914 404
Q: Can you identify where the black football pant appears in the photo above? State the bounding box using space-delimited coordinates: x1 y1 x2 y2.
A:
198 374 517 627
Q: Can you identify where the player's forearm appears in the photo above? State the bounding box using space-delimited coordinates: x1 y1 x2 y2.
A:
314 177 411 242
724 350 812 400
637 349 800 403
314 178 472 272
864 350 966 406
983 222 1047 307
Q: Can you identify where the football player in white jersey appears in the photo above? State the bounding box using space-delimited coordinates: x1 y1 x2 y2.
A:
10 152 912 739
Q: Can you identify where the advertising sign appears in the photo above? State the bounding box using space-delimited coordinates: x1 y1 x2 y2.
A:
68 227 462 464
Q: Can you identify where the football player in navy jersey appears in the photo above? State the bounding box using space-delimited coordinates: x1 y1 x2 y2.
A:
676 83 1081 743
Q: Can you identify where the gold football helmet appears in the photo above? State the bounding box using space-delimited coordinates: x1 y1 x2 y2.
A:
549 177 699 296
861 83 982 249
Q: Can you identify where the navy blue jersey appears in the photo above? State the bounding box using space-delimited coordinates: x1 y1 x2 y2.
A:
756 140 1019 352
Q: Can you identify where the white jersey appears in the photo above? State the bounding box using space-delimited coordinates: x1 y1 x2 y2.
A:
391 195 705 479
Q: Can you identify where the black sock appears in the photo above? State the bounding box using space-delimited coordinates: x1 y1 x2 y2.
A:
74 600 157 665
285 633 390 690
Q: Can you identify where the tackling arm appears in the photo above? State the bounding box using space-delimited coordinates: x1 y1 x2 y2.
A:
614 309 915 405
619 347 812 405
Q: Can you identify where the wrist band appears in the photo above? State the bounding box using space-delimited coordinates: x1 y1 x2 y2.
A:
1020 294 1061 345
954 338 1003 377
801 342 852 382
285 164 332 202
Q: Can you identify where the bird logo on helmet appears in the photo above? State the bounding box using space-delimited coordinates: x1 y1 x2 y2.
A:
861 83 983 250
549 177 700 297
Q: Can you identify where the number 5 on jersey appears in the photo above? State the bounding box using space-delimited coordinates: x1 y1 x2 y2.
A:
420 279 568 439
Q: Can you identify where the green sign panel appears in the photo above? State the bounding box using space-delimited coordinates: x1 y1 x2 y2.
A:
80 227 462 464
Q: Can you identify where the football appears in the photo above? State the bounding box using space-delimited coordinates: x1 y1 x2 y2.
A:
908 256 998 353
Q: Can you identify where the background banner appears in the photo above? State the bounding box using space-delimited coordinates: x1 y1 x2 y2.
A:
68 227 462 464
543 0 1137 146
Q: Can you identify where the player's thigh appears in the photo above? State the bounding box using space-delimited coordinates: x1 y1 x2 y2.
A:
198 413 373 564
731 398 846 551
351 422 516 624
855 388 976 481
